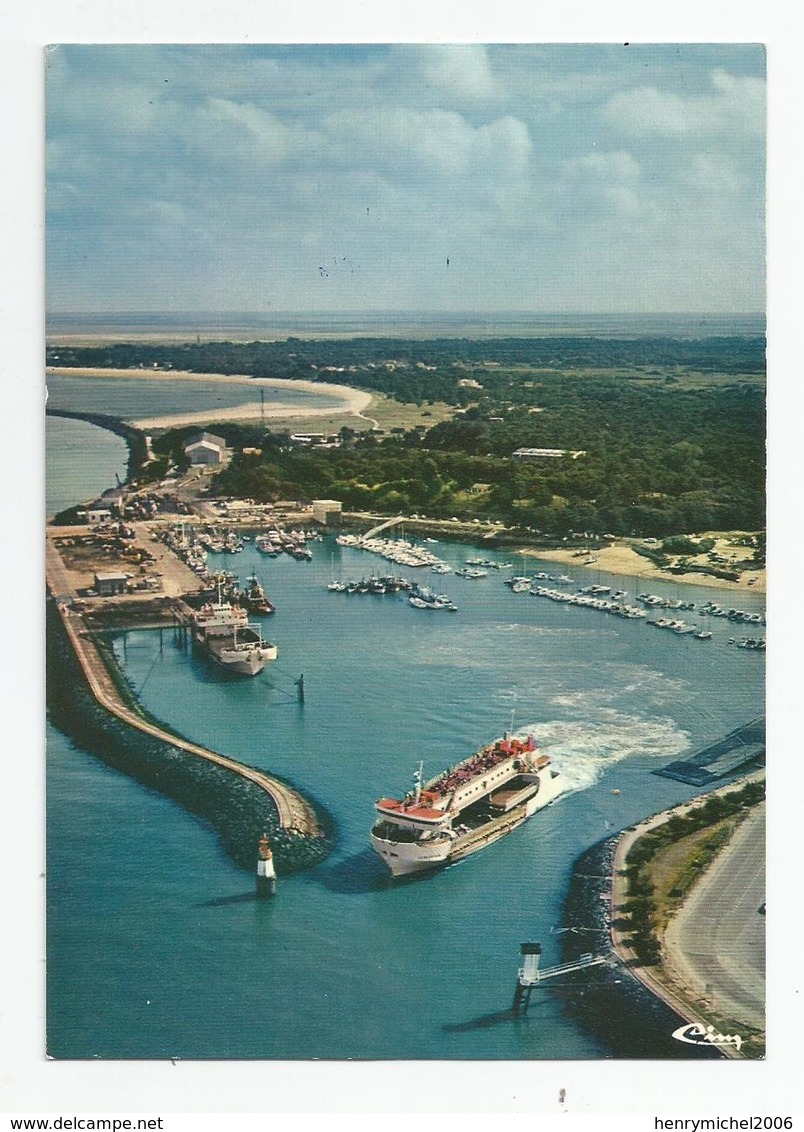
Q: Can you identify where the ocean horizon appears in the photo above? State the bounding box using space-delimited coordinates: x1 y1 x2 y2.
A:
46 309 766 342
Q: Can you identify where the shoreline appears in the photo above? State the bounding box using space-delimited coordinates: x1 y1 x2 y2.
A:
521 542 765 594
46 375 764 594
608 772 766 1057
46 366 375 429
559 838 724 1060
340 514 766 594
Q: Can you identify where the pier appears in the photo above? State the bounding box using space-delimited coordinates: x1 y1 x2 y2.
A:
46 528 321 838
512 942 608 1015
361 515 406 539
55 600 320 834
654 717 765 785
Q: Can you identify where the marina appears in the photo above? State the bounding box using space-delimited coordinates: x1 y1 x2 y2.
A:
44 407 767 1061
44 369 770 1059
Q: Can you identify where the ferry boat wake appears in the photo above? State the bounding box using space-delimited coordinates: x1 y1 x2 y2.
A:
371 734 564 878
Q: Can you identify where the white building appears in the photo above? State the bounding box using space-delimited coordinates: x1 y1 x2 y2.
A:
184 432 227 465
312 499 343 526
511 447 586 461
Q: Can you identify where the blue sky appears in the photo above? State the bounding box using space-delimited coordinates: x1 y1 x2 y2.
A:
46 43 766 315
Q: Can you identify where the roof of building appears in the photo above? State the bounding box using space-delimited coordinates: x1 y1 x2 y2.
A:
185 431 227 450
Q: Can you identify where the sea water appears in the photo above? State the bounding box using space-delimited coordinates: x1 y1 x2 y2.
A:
45 415 128 517
46 372 348 424
46 527 765 1059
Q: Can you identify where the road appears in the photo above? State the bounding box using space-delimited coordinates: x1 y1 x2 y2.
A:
609 773 766 1053
664 801 765 1032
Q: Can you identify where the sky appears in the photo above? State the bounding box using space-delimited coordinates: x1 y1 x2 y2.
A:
46 42 766 316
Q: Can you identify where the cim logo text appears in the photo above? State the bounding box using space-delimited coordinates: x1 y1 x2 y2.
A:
672 1022 743 1052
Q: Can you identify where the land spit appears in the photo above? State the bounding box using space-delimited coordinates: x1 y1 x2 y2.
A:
46 366 375 430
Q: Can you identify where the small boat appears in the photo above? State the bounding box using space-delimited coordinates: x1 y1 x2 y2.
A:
240 574 276 616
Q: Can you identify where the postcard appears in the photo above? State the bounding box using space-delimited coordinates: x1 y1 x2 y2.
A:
9 25 791 1120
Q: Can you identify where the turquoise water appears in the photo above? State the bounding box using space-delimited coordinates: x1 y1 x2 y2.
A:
47 531 765 1059
46 372 347 423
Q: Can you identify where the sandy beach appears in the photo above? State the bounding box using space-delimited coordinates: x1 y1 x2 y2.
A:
46 366 375 429
522 541 766 594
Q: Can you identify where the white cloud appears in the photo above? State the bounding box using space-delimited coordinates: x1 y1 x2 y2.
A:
315 107 531 188
396 44 498 100
199 99 290 163
601 68 766 138
680 152 749 195
45 45 765 314
567 150 642 180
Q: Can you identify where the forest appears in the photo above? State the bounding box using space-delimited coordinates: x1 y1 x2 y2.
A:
52 335 766 539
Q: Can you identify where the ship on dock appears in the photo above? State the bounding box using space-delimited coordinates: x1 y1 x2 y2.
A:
192 591 277 677
201 624 278 676
370 734 564 877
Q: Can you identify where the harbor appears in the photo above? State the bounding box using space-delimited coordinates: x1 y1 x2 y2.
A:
42 359 769 1061
46 511 327 869
45 414 766 1058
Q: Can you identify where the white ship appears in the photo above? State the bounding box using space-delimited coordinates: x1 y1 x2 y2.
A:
371 733 564 878
192 593 277 677
193 584 249 637
203 624 278 676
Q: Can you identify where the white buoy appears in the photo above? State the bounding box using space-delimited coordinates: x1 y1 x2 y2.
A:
256 832 276 898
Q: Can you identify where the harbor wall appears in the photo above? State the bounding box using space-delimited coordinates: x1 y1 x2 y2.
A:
46 598 335 874
557 837 723 1059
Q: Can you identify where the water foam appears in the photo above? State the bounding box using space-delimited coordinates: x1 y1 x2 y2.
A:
513 713 690 795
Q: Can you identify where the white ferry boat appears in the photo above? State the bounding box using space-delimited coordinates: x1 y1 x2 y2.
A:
371 734 564 877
